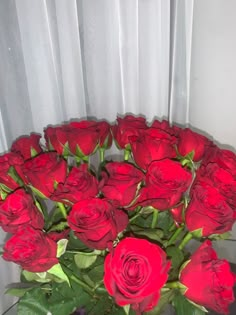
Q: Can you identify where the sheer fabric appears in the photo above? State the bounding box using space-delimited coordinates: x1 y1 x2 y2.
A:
0 1 194 313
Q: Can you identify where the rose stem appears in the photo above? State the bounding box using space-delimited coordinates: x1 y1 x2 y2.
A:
57 202 67 218
164 281 184 289
70 275 94 296
166 226 184 247
178 231 193 250
151 209 158 229
124 149 130 161
99 148 105 163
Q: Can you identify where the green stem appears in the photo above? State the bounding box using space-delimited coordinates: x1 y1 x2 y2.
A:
151 209 158 229
70 274 94 296
166 226 184 247
57 202 67 219
178 232 193 250
99 148 105 163
124 149 130 161
129 212 141 223
169 222 177 232
164 281 183 289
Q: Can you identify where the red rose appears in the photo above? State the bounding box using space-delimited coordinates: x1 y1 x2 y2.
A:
186 182 236 236
177 128 211 161
180 240 236 314
44 125 68 155
0 153 24 191
11 134 42 160
112 115 147 149
129 128 177 170
196 162 236 209
151 119 180 137
0 188 44 233
93 120 113 149
22 152 67 198
134 159 192 210
203 147 236 179
45 121 100 157
104 237 171 314
3 226 58 272
51 164 99 205
100 162 144 207
67 198 128 250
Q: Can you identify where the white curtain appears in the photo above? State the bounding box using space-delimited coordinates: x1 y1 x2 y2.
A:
0 0 194 313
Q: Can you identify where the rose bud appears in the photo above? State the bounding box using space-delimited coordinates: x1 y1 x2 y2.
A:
112 115 147 149
177 128 211 161
11 133 42 160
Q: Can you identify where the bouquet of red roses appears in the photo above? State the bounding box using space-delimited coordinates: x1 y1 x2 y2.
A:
0 114 236 315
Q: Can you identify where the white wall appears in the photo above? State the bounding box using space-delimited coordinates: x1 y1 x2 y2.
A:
189 0 236 262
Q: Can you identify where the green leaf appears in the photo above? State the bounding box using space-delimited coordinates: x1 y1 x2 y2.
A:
57 239 68 258
209 231 231 240
130 225 164 243
166 246 185 270
47 263 70 285
144 289 176 315
5 286 35 298
156 211 174 235
191 228 203 238
0 183 13 193
28 185 48 199
173 293 207 315
21 270 51 283
123 304 130 315
17 288 50 315
74 252 98 269
8 166 24 186
30 147 39 157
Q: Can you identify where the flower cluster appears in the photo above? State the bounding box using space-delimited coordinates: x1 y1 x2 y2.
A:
1 114 236 315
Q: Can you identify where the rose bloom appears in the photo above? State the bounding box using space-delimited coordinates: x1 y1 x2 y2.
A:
151 119 180 137
202 147 236 179
177 128 211 161
22 152 67 198
180 240 236 314
196 162 236 209
104 237 171 314
11 133 42 160
129 128 177 170
67 198 128 250
51 164 99 205
3 226 58 272
45 120 110 157
0 188 44 233
0 153 24 191
186 182 236 236
133 159 192 210
112 115 147 149
100 162 144 207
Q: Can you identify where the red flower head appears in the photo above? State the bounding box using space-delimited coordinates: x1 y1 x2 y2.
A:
180 240 236 314
104 237 171 314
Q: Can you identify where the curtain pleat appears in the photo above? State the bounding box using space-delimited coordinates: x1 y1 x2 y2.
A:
0 2 194 312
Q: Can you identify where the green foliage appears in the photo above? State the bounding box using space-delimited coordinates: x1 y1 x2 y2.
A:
74 251 98 269
173 293 207 315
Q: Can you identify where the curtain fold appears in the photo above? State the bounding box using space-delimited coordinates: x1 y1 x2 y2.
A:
0 1 194 313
